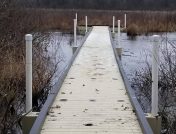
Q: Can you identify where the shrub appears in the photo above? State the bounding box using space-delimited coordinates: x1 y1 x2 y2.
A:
132 41 176 134
126 23 139 36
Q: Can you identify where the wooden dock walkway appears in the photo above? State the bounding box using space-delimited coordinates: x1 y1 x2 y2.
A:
40 26 143 134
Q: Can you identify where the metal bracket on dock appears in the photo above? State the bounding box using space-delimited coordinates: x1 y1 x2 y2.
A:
145 113 161 134
72 46 78 54
116 47 122 60
22 112 39 134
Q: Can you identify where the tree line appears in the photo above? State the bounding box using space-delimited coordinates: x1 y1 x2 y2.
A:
17 0 176 10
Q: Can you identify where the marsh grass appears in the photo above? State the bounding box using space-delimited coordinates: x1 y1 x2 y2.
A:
17 9 176 34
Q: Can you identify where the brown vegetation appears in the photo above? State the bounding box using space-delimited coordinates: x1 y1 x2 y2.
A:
28 9 176 35
0 7 62 133
5 9 175 34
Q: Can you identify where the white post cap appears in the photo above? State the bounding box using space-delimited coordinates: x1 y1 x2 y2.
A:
153 35 160 42
25 34 33 41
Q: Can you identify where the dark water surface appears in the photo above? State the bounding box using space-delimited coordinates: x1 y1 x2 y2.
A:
50 32 176 84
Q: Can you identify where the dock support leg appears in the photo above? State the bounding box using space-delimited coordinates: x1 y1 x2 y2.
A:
22 112 38 134
116 20 122 59
112 16 115 38
75 13 77 26
145 35 161 134
124 14 127 29
152 35 160 117
85 16 88 34
146 113 161 134
73 19 78 54
146 35 161 134
74 19 77 47
25 34 33 113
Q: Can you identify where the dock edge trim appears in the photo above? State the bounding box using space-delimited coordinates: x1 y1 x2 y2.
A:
109 28 153 134
30 28 93 134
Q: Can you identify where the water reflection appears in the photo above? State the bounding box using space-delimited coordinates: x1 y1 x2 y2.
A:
120 32 176 81
48 32 176 85
47 32 83 85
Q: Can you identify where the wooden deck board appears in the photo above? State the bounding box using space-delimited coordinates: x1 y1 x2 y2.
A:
41 26 143 134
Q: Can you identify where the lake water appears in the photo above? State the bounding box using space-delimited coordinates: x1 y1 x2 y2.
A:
47 32 83 86
120 32 176 81
48 32 176 85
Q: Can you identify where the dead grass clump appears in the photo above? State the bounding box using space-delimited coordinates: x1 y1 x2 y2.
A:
126 23 139 36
